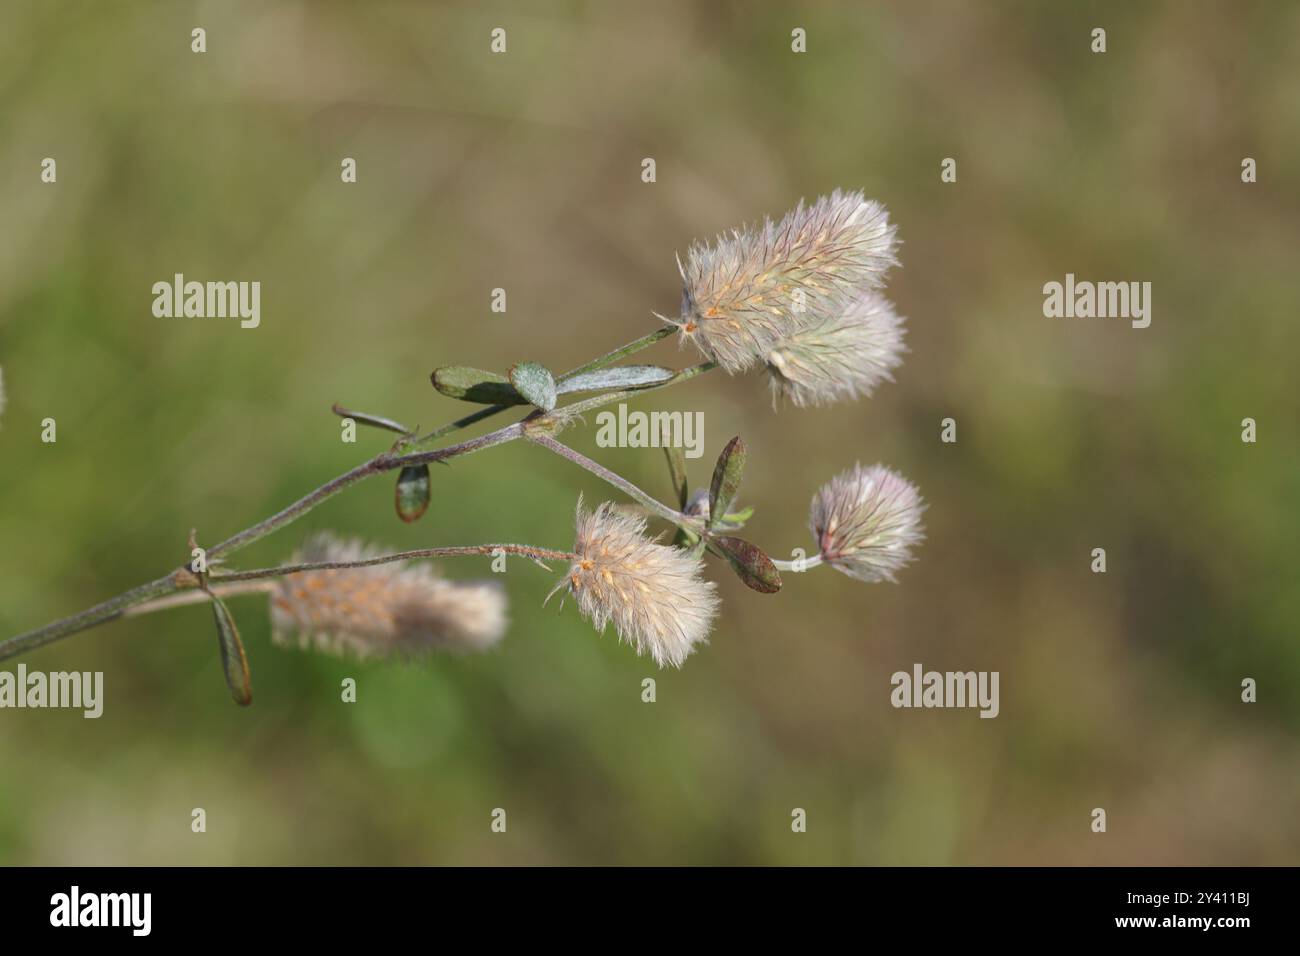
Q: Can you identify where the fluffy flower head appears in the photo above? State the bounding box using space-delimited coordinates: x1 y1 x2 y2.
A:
271 534 507 658
553 499 719 668
676 189 899 372
809 464 925 582
765 291 906 407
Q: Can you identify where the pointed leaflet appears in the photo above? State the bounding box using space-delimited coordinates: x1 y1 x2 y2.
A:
707 436 746 529
431 367 526 405
708 535 782 594
509 362 558 411
331 403 412 438
210 594 252 706
662 423 689 510
557 365 674 393
395 464 431 523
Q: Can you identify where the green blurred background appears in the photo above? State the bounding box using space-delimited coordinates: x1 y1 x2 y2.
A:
1 0 1297 865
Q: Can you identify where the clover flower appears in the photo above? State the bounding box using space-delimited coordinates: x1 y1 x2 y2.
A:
675 189 899 373
552 498 719 668
270 534 507 657
765 291 906 407
809 464 925 582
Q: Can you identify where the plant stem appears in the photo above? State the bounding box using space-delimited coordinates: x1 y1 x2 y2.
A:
209 544 575 582
557 324 676 380
527 432 703 534
0 332 709 663
0 573 181 660
210 422 526 559
124 581 276 616
406 403 511 449
771 554 823 572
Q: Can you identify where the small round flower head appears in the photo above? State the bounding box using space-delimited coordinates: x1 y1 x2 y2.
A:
809 464 925 582
675 189 899 373
552 498 719 668
765 291 906 407
271 534 507 658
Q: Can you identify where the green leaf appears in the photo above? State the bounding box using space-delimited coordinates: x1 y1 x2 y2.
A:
716 505 755 531
707 436 747 529
708 535 781 594
395 464 431 523
431 366 526 405
509 362 558 411
210 595 252 706
557 365 674 393
663 430 689 510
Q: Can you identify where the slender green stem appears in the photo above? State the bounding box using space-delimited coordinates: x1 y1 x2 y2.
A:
0 573 181 661
556 324 676 380
208 458 386 559
527 432 704 534
406 403 511 449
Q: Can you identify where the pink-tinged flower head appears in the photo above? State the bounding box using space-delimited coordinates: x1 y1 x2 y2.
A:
552 498 719 668
809 464 925 582
765 291 907 407
676 189 899 373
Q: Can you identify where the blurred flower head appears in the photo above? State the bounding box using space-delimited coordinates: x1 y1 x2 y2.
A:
552 498 719 667
270 534 507 658
765 291 906 407
809 464 925 582
675 189 899 373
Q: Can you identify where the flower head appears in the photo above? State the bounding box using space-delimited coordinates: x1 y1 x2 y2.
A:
676 189 899 373
765 291 906 407
552 498 719 668
809 464 925 582
270 534 507 658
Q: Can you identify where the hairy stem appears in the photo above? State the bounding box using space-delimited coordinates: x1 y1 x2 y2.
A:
209 544 576 583
527 432 704 533
0 573 181 661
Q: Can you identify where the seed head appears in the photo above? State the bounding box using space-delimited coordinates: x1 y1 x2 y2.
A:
765 291 906 407
676 189 899 373
270 534 507 658
552 498 719 668
809 464 925 582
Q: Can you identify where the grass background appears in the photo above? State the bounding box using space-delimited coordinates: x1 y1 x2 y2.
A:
1 0 1297 865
